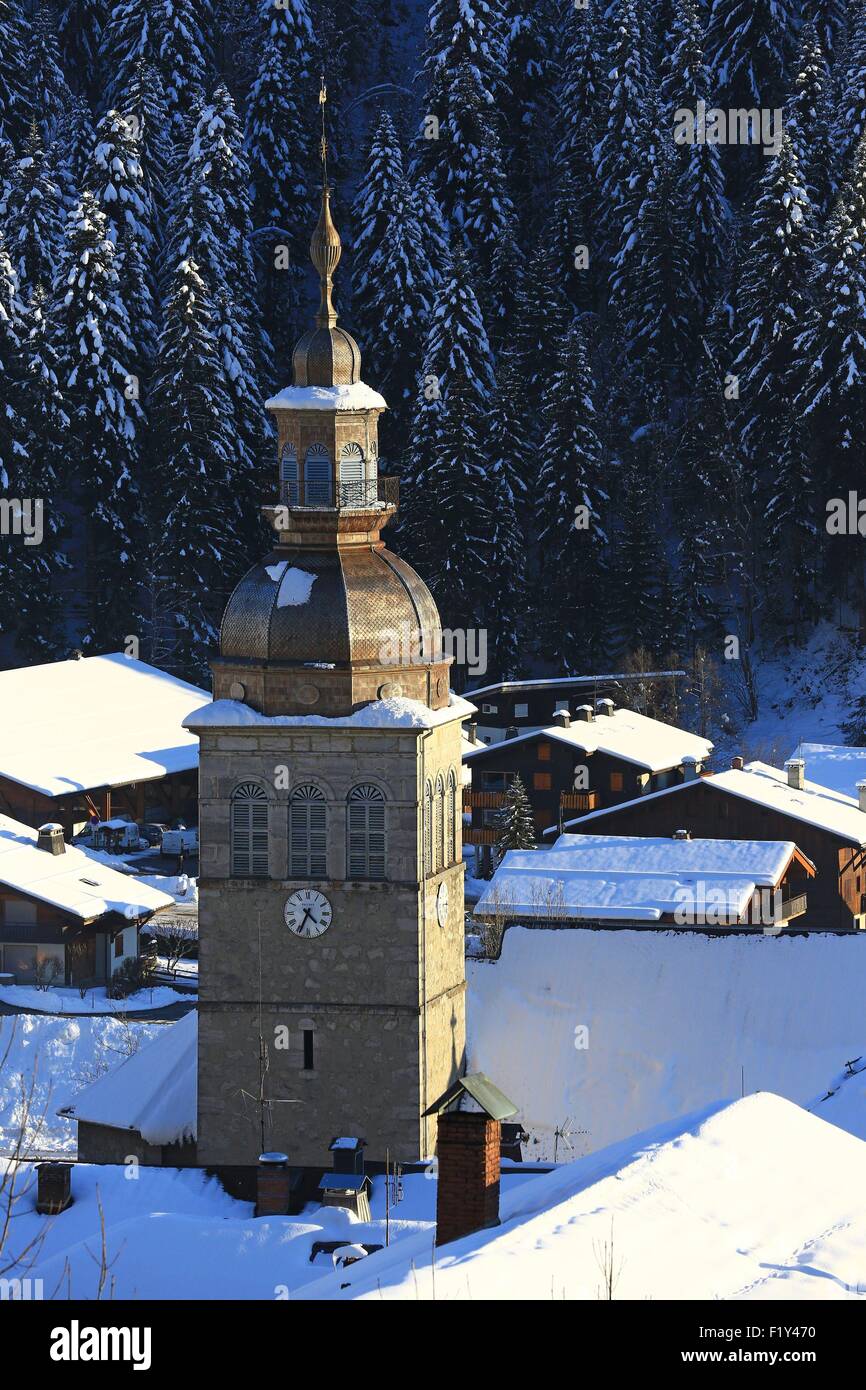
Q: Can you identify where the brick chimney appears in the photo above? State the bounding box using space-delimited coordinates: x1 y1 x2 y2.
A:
37 823 65 855
731 755 744 770
785 758 805 791
426 1073 519 1248
255 1152 291 1217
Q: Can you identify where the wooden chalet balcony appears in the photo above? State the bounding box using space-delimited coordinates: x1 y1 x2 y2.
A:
463 827 499 846
463 790 507 810
559 791 599 813
779 893 808 922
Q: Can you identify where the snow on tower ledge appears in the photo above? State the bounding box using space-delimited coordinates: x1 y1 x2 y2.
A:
184 693 476 732
264 383 387 412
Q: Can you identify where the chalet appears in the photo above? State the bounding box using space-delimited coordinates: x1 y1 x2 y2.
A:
0 652 209 837
0 815 172 986
475 833 815 932
463 701 713 857
464 671 686 746
553 758 866 932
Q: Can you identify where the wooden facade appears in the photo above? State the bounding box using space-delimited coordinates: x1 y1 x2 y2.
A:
0 769 198 840
0 885 140 986
563 779 866 932
465 674 684 742
464 731 691 844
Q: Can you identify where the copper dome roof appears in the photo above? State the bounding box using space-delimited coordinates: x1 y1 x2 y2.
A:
220 545 442 668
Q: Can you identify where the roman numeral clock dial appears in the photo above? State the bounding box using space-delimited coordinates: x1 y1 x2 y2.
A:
284 889 332 938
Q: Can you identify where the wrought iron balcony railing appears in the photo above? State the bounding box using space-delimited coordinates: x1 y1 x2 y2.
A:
270 476 400 511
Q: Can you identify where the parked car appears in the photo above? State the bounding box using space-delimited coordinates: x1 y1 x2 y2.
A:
139 822 169 848
161 825 198 856
73 818 148 854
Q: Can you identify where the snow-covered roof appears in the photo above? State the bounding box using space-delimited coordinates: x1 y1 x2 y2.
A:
474 835 807 925
0 653 209 797
64 1010 197 1145
185 693 476 733
464 672 686 700
787 743 866 799
297 1094 866 1301
0 814 173 921
264 383 387 412
463 707 713 773
562 761 866 845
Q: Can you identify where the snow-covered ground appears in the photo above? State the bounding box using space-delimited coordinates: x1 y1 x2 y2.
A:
6 1094 866 1300
0 984 194 1015
0 1013 163 1153
467 926 866 1159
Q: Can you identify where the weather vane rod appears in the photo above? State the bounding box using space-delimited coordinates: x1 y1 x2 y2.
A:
319 74 328 189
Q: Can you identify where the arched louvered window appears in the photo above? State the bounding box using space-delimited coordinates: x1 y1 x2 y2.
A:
339 443 365 506
231 782 269 877
434 774 445 873
347 784 386 880
446 769 458 866
289 784 327 879
280 444 298 504
423 780 434 876
304 443 332 506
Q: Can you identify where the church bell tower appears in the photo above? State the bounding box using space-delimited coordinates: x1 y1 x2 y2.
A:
188 123 468 1169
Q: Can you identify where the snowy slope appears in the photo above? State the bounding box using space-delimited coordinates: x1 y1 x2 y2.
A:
466 927 866 1159
297 1095 866 1301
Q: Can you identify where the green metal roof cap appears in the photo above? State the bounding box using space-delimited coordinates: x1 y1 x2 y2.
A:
425 1072 519 1121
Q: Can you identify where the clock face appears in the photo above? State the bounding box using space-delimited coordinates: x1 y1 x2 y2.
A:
284 889 332 938
436 880 449 928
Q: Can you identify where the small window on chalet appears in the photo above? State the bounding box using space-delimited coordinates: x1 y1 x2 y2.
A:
533 772 552 791
481 703 498 714
482 771 508 790
554 701 569 713
514 703 529 718
114 932 124 959
610 772 624 792
538 743 552 762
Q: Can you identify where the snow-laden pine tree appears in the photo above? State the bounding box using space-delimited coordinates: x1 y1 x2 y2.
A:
31 1 73 147
51 192 144 649
58 0 106 100
495 775 536 862
535 319 608 668
351 112 405 343
515 211 576 427
610 116 696 396
795 131 866 610
557 0 603 181
482 351 528 678
245 28 310 255
419 0 506 109
110 61 175 239
0 225 23 495
4 125 64 295
102 0 210 134
10 286 70 659
592 0 650 260
87 107 158 371
52 96 96 211
0 0 33 147
148 256 239 680
706 0 798 109
787 20 832 213
401 250 498 632
501 0 550 216
733 132 814 464
412 172 451 286
610 454 671 659
662 0 731 321
837 0 866 179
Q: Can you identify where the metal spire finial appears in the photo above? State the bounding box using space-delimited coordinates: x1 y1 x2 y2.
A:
310 74 341 329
